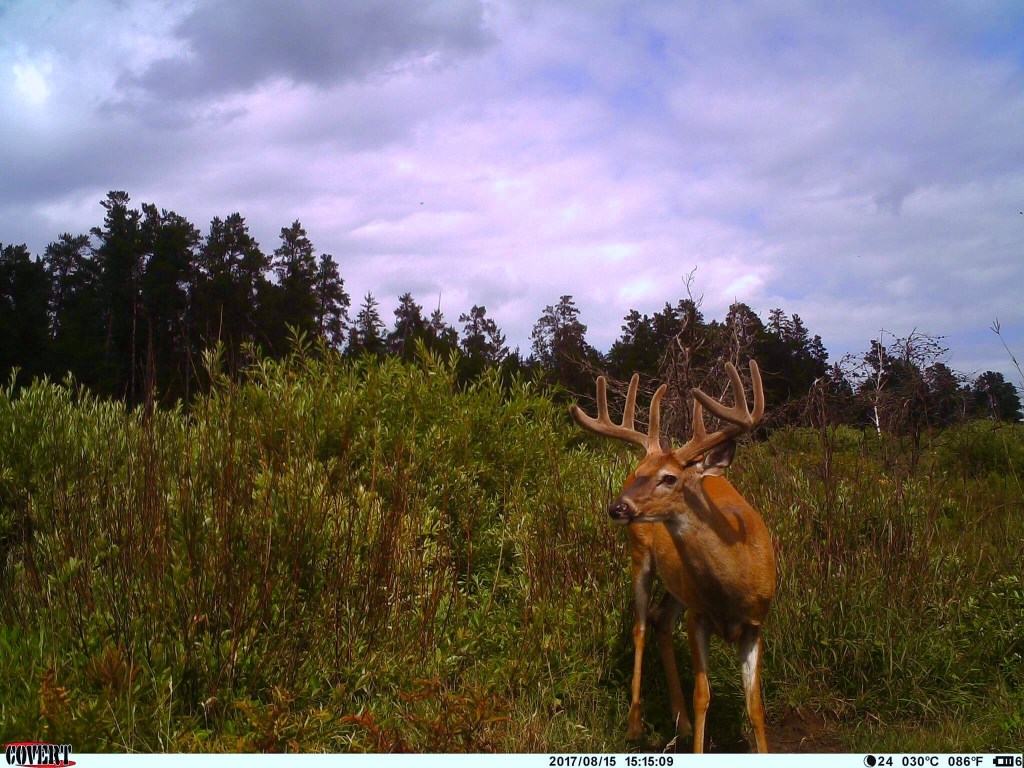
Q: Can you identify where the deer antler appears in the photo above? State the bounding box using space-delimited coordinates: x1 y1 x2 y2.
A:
674 360 764 463
570 373 667 455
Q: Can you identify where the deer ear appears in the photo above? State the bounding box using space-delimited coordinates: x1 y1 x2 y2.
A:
699 440 736 475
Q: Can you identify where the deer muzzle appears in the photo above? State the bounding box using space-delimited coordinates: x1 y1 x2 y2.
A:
607 498 634 523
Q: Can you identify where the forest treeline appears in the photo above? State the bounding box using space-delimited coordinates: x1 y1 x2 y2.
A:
1 191 1020 435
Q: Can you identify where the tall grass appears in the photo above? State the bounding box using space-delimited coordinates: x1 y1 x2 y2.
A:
738 423 1024 750
1 351 1021 751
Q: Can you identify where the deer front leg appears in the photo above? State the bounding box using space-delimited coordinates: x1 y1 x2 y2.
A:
687 612 712 753
627 558 655 740
649 594 692 739
739 625 769 753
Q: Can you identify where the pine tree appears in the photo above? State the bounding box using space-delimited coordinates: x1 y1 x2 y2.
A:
607 309 659 381
268 220 318 348
760 308 829 404
91 190 143 399
972 371 1022 421
724 302 765 362
459 305 507 364
45 233 104 388
389 292 427 358
924 362 968 426
139 204 200 398
314 254 350 348
530 295 598 392
426 306 459 353
0 243 50 384
194 213 270 358
347 292 386 357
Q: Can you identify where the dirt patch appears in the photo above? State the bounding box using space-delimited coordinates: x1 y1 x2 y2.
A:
642 707 845 753
770 708 844 753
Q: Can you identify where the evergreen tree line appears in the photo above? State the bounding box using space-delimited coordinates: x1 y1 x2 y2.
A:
2 191 1020 433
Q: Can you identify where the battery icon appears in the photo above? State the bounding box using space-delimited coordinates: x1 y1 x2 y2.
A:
993 758 1014 767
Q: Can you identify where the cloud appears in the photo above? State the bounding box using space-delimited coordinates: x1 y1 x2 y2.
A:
12 58 51 104
124 0 493 101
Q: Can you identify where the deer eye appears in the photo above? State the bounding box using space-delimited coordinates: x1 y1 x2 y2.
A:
659 474 677 487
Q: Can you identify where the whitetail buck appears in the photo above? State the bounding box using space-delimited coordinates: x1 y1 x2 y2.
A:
570 361 776 753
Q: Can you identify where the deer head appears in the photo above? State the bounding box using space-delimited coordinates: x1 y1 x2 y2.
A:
570 361 764 525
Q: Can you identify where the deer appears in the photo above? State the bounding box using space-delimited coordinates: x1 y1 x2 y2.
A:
569 361 776 753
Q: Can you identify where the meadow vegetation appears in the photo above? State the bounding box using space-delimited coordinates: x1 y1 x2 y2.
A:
1 348 1021 752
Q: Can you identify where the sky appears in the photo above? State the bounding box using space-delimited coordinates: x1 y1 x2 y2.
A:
2 0 1023 387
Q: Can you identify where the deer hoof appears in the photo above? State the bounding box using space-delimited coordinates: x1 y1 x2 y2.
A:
626 707 644 740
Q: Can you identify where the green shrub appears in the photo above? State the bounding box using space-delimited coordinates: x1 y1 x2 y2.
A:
931 420 1024 480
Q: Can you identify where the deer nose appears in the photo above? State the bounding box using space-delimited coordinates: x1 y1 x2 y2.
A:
608 500 632 522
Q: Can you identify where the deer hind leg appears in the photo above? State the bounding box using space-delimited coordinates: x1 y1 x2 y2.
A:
739 625 769 753
649 594 691 738
627 561 655 740
687 612 712 753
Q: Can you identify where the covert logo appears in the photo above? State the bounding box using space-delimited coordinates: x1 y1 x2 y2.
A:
4 743 74 767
